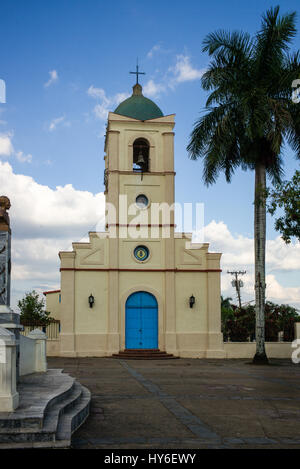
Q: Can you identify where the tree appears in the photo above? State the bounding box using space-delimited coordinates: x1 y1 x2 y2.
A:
225 305 255 342
221 296 234 341
18 290 51 324
267 169 300 243
222 301 299 342
187 6 300 363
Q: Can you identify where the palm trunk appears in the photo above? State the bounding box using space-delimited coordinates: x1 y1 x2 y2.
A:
253 162 268 364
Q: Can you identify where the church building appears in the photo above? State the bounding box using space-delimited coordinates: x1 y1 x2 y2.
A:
47 76 225 359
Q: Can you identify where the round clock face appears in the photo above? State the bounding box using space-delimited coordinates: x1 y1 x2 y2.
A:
135 194 149 209
134 245 149 262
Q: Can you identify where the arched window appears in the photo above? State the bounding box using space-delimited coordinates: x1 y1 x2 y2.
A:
133 138 149 172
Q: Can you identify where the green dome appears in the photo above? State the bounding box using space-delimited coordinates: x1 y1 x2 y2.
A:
114 84 163 121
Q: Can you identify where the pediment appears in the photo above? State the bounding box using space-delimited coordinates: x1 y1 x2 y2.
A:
181 248 202 265
81 248 104 265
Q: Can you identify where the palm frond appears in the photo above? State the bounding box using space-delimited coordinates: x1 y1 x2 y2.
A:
202 29 252 59
187 5 300 190
254 6 297 81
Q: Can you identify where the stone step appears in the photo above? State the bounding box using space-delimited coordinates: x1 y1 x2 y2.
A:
124 349 161 352
112 349 179 359
41 381 84 435
113 355 179 360
0 369 76 432
114 351 168 357
0 381 83 443
55 386 91 447
0 371 91 448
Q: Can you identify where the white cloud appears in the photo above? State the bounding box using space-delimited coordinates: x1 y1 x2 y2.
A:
87 86 130 121
44 70 58 88
0 161 105 239
0 132 33 163
143 79 166 98
114 92 129 104
49 116 64 131
146 44 172 60
196 220 300 308
0 161 105 309
147 44 161 59
202 220 300 273
87 85 107 100
266 274 300 305
94 103 110 121
48 115 70 132
170 55 205 84
0 131 14 156
15 151 32 163
143 55 205 99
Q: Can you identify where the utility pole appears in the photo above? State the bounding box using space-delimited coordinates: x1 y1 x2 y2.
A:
227 270 246 309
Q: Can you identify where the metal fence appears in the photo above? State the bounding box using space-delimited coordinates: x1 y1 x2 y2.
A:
20 320 60 340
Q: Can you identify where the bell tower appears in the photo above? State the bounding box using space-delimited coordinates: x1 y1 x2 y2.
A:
104 80 176 237
103 78 178 353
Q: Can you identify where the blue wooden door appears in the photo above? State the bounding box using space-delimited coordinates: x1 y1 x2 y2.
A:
125 292 158 349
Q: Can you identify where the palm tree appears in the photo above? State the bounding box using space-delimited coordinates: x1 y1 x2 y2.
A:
221 296 233 310
187 6 300 363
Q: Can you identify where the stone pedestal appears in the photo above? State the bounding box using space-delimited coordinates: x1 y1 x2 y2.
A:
0 230 11 307
0 306 22 381
28 329 47 372
0 326 19 412
0 206 22 381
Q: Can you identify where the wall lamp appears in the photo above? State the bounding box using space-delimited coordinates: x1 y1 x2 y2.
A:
189 294 195 309
88 294 95 308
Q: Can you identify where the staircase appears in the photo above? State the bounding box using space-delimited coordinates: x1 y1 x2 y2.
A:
0 369 90 449
112 349 179 360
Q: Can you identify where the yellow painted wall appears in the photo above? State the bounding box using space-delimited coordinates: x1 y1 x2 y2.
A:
175 272 208 332
224 342 294 359
74 271 108 334
45 292 61 320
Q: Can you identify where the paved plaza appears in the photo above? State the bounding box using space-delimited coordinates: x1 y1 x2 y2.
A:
48 357 300 449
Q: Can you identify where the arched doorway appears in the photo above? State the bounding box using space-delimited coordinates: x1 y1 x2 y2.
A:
125 291 158 349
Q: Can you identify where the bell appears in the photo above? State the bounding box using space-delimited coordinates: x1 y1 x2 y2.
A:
137 151 145 166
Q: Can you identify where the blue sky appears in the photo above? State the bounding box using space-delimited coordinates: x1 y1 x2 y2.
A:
0 0 299 309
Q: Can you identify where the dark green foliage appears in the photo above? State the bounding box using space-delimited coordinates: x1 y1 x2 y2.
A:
187 6 300 184
18 290 51 325
222 298 299 342
267 170 300 243
221 296 234 341
225 304 256 342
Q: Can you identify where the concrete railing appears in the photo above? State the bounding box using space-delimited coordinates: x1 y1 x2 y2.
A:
19 329 47 376
224 322 300 359
224 341 294 358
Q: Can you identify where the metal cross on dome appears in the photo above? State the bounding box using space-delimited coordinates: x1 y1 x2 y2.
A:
130 60 145 84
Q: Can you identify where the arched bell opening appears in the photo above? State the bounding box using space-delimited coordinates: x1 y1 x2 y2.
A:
133 138 150 172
